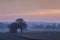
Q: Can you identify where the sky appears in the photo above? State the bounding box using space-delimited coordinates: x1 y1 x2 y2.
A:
0 0 60 22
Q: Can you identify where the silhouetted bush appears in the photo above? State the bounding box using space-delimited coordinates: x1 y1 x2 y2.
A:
8 23 17 33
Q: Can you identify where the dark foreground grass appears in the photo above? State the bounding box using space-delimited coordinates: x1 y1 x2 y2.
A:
0 31 60 40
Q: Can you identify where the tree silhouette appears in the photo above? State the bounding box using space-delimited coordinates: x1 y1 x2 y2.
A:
52 23 56 30
46 24 51 30
8 18 27 34
8 23 17 33
57 23 60 30
16 18 27 34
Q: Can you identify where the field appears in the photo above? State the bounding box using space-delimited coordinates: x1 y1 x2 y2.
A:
0 31 60 40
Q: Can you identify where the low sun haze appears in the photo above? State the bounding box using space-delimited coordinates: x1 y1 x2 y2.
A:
0 0 60 22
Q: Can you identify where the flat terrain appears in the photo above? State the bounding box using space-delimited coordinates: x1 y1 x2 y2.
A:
0 31 60 40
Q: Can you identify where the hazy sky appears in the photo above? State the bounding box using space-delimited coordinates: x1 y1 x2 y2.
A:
0 0 60 22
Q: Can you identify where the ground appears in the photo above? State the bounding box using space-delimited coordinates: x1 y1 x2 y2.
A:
0 31 60 40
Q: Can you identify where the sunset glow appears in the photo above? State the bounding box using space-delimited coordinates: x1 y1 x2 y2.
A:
0 0 60 22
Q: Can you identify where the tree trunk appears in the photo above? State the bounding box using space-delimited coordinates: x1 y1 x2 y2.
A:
21 28 23 34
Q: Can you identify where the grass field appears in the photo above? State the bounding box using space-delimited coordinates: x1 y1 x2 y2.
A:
0 31 60 40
